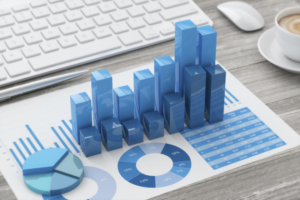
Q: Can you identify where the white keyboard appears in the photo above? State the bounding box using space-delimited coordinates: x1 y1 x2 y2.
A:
0 0 213 87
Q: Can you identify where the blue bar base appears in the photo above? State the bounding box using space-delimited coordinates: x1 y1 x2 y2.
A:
80 127 101 157
70 92 92 144
122 119 144 146
101 118 123 151
113 85 134 123
143 111 164 140
204 64 226 124
184 65 206 129
163 93 185 134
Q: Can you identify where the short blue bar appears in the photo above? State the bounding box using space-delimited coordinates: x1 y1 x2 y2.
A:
123 119 144 145
80 126 102 157
226 89 239 102
62 120 72 134
26 138 37 152
154 55 175 116
70 92 92 144
58 126 80 153
143 111 164 140
25 125 44 150
13 142 26 160
134 69 155 123
51 127 71 153
163 93 185 134
54 142 60 148
114 85 134 123
196 25 217 67
91 69 113 131
10 149 22 168
184 65 206 129
19 138 31 155
101 118 123 151
204 64 226 123
175 20 197 96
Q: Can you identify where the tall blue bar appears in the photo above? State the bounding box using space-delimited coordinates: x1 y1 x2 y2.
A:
175 20 197 96
196 25 217 67
163 93 185 134
113 85 134 123
154 55 175 116
204 64 226 123
91 69 113 131
184 65 206 128
134 69 155 123
70 92 92 144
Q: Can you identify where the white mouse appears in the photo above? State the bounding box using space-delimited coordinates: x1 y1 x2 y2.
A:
217 1 264 31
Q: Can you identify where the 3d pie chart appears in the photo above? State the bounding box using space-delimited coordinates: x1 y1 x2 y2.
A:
22 148 84 195
118 143 191 188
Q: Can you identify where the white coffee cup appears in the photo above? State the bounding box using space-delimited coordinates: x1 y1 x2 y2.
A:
275 7 300 62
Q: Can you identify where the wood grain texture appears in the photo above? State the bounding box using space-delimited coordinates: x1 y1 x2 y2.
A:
1 0 300 199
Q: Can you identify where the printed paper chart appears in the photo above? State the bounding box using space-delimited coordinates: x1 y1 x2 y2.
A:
118 143 191 188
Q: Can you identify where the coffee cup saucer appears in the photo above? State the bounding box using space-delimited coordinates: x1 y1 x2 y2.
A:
258 27 300 74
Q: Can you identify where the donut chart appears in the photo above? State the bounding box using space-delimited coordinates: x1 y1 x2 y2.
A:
118 143 191 188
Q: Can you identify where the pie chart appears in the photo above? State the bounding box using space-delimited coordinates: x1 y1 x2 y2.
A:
22 148 84 195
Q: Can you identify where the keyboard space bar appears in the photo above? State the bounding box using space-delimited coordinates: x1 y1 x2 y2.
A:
29 37 122 71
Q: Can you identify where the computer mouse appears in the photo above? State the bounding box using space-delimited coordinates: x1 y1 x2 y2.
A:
217 1 264 31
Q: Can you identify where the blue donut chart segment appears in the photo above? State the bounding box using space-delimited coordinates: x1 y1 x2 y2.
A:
118 143 191 188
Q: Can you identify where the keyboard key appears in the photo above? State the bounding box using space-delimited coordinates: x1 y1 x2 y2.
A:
49 3 67 14
48 0 64 3
12 4 29 12
23 33 43 44
58 36 77 48
81 7 99 18
93 15 112 26
143 2 161 13
93 27 111 39
29 37 121 70
5 38 24 50
133 0 148 5
31 7 50 18
83 0 101 5
30 19 48 30
2 51 23 63
5 61 31 77
159 0 188 9
127 7 145 17
76 19 95 31
41 28 61 40
59 24 78 35
139 27 159 40
0 16 15 27
64 11 82 22
14 11 33 23
190 17 209 26
22 46 41 58
0 42 6 52
12 24 31 35
0 68 7 81
118 32 143 46
110 10 128 22
127 18 145 29
40 41 59 53
160 5 198 20
0 9 11 17
0 57 3 65
65 0 84 10
98 2 116 13
160 25 174 35
110 23 129 34
0 29 12 40
143 14 161 25
75 32 94 43
30 0 47 8
47 15 66 26
114 0 133 9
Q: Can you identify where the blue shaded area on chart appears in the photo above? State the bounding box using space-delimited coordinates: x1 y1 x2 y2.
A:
180 107 286 170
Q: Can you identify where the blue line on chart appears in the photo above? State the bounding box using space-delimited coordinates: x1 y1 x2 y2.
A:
54 142 60 148
62 120 72 134
25 125 44 150
226 89 239 102
51 127 71 153
13 142 26 160
9 149 22 168
58 126 80 153
19 138 31 155
26 138 37 152
225 95 233 104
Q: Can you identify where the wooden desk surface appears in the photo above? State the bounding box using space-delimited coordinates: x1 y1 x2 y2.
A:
1 0 300 199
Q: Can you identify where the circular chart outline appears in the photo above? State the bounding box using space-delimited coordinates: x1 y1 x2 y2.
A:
118 143 191 188
42 166 117 200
